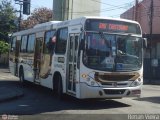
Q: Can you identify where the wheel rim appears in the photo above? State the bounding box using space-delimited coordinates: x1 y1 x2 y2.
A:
20 73 24 82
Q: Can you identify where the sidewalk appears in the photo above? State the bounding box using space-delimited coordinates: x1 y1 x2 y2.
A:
0 67 24 102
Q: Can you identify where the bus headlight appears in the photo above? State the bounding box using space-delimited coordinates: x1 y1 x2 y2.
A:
81 73 98 86
130 80 141 87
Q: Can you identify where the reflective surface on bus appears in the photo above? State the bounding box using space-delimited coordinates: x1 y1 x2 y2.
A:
83 32 142 72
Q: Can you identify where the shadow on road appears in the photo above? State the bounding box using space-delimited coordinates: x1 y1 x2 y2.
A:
134 96 160 104
0 81 131 115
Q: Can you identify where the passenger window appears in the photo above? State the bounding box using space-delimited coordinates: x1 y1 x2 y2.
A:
44 30 56 54
27 34 35 53
55 28 68 54
21 35 28 53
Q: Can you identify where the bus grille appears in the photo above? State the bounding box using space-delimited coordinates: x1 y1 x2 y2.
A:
103 89 126 95
95 72 140 82
98 75 134 81
101 82 127 86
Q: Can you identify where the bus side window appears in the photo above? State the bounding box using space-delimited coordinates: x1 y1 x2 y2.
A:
55 28 68 54
21 35 28 53
27 34 35 53
47 37 55 53
45 30 56 54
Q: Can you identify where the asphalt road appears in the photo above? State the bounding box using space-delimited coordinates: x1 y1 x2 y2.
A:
0 69 160 120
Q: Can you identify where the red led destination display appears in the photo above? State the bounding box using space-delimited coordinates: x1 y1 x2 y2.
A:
108 24 128 31
98 23 129 31
85 19 141 34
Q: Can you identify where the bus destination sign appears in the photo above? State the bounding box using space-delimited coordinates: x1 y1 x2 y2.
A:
99 23 129 31
85 19 141 34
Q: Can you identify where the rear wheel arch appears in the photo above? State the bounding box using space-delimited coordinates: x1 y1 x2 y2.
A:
19 65 25 83
53 72 62 90
52 71 64 99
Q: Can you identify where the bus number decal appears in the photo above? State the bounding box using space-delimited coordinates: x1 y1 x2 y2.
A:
54 64 63 69
58 57 65 63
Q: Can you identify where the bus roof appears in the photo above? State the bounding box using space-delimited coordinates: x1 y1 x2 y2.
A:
51 16 140 29
33 21 61 28
12 16 140 37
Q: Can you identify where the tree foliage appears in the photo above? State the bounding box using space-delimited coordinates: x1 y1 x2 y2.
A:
0 0 17 36
21 7 53 30
0 40 9 54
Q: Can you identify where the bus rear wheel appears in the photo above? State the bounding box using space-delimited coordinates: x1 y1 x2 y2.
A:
19 68 25 85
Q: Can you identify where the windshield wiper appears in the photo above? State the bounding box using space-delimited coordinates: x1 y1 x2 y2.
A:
117 50 126 55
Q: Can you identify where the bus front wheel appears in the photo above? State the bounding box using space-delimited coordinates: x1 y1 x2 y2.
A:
56 75 64 99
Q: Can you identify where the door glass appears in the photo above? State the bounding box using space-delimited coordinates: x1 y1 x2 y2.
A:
68 36 74 90
74 36 78 62
68 35 79 92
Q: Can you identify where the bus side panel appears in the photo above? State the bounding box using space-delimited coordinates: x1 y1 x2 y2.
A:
19 53 34 82
52 55 67 93
23 63 34 82
40 75 53 89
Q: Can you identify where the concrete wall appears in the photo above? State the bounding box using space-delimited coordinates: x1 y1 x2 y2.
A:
53 0 63 21
53 0 101 21
120 0 160 34
68 0 100 19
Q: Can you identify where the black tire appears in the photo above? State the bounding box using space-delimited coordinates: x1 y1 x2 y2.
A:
57 75 64 99
19 68 25 85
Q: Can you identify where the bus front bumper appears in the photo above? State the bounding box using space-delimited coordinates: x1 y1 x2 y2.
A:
79 82 142 99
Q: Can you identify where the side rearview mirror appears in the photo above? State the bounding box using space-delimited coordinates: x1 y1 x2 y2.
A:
143 38 147 48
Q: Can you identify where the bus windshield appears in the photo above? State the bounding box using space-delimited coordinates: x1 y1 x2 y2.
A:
83 32 142 72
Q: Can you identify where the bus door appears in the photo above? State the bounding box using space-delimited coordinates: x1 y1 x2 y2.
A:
39 30 55 79
34 37 43 81
15 40 20 76
67 34 79 94
10 37 20 76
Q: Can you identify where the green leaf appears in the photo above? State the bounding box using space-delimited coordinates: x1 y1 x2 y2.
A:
0 40 9 54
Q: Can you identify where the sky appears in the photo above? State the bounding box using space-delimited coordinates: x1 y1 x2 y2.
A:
11 0 136 19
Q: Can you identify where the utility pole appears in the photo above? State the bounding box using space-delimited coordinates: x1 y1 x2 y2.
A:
18 4 22 31
150 0 153 79
15 0 23 31
135 0 138 21
150 0 153 42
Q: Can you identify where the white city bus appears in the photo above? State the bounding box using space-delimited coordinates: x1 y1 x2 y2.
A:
9 17 146 99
